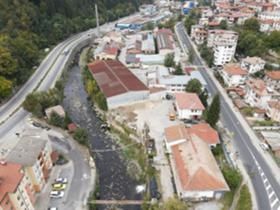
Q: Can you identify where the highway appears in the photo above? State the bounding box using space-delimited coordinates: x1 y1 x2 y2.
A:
175 22 280 210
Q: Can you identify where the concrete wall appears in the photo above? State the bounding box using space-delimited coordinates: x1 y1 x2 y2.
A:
107 91 149 109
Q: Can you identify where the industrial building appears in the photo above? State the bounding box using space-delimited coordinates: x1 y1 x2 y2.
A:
88 60 149 109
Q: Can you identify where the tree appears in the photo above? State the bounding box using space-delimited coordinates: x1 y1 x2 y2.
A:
219 20 228 30
199 43 214 67
174 63 184 75
0 76 12 100
49 112 65 128
265 31 280 53
243 18 260 33
163 197 189 210
164 53 175 68
74 128 89 146
205 94 220 127
0 47 18 77
222 166 242 191
185 79 202 94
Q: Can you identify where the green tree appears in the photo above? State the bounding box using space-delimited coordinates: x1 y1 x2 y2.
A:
185 79 202 94
243 18 260 33
219 20 228 30
222 166 242 191
266 31 280 53
49 112 65 128
0 76 13 100
0 47 18 77
163 197 189 210
164 53 175 68
174 63 184 75
205 94 220 127
199 43 214 67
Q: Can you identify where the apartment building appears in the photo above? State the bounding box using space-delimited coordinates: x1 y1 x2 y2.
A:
221 63 247 87
260 19 280 32
207 30 238 66
245 79 272 109
6 137 53 192
259 11 280 21
241 56 265 74
0 162 35 210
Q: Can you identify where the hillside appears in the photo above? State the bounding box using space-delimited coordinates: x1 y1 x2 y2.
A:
0 0 151 101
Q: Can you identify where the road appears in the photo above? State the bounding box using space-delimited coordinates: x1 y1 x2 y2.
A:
175 22 280 210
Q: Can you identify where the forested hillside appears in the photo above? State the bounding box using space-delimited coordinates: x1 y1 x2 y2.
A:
0 0 151 101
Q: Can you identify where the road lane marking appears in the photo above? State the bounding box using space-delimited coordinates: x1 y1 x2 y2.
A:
271 197 278 207
270 192 276 198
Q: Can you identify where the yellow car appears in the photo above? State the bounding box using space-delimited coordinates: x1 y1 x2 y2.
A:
52 183 66 190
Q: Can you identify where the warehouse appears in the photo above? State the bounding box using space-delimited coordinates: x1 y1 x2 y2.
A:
88 60 149 109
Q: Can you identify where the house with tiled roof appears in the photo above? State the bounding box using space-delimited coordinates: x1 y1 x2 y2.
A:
164 124 229 201
265 71 280 91
221 64 248 87
0 162 35 210
267 100 280 122
245 79 272 109
174 92 205 120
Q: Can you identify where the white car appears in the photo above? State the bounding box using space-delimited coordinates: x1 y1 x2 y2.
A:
55 177 68 184
260 143 269 151
50 191 64 198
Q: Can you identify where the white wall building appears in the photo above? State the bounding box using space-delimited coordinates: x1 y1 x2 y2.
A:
174 92 205 120
221 64 247 87
207 30 238 66
259 11 280 21
245 79 272 109
190 25 207 45
241 56 265 74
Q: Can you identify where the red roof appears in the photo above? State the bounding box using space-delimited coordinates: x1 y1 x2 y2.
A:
266 71 280 80
0 162 23 203
187 123 220 145
88 60 148 98
175 92 205 110
224 64 247 76
67 123 77 132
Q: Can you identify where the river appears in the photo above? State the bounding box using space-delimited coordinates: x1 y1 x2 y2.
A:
63 65 142 210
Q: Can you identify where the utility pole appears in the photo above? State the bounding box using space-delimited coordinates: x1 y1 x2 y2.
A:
95 4 100 38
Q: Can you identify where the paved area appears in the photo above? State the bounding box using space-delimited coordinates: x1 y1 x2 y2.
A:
193 201 223 210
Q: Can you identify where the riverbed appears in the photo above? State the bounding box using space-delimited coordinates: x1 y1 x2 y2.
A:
63 65 142 210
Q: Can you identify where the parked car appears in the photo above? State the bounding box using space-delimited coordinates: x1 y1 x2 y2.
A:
48 207 58 210
52 183 66 190
50 191 64 198
260 143 269 151
55 177 68 184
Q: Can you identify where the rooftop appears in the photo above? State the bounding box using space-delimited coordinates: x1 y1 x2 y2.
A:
164 124 188 143
224 64 247 76
242 56 265 65
187 123 220 145
175 92 205 110
0 162 24 203
266 71 280 80
171 135 229 191
6 137 47 166
246 79 268 96
88 60 148 98
156 28 174 50
268 100 280 110
261 131 280 151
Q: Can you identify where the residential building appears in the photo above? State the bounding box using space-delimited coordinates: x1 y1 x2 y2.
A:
6 137 53 192
126 40 142 55
164 124 229 201
260 19 280 32
245 79 272 109
259 11 280 21
156 28 175 55
265 71 280 91
207 30 238 66
241 56 266 74
267 100 280 122
94 42 119 60
190 25 207 45
174 92 205 119
88 60 149 109
261 131 280 158
222 64 247 87
141 33 156 54
0 162 35 210
139 4 157 16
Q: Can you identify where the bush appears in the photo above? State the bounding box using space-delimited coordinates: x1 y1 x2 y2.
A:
236 185 252 210
222 166 242 192
48 112 65 128
73 128 89 146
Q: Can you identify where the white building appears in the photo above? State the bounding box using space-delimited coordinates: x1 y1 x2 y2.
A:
139 4 157 16
245 79 272 109
222 64 247 87
260 19 280 32
141 33 155 54
174 92 205 120
241 56 266 74
190 25 207 45
207 30 238 66
259 11 280 21
164 124 229 201
267 100 280 122
88 60 149 109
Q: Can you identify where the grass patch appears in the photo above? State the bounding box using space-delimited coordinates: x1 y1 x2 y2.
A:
235 185 252 210
253 119 277 126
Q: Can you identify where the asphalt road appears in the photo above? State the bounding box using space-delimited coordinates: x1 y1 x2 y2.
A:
175 22 280 210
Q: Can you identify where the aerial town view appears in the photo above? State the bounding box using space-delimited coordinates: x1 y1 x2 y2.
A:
0 0 280 210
